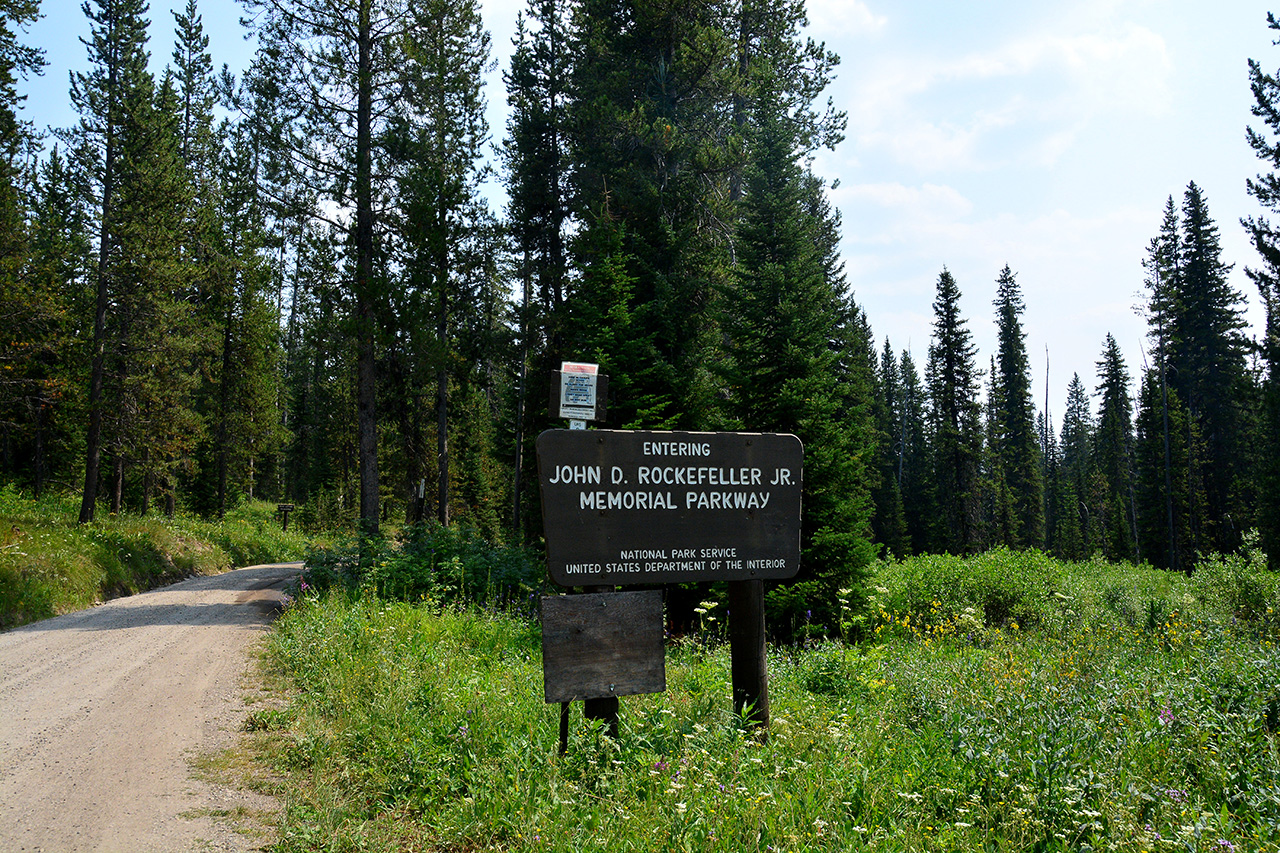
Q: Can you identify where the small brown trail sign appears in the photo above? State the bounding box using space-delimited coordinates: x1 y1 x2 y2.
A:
536 429 803 587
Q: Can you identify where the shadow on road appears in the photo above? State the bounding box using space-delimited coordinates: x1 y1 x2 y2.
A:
5 563 304 635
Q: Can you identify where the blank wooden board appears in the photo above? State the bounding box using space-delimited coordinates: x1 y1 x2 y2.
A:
541 591 665 703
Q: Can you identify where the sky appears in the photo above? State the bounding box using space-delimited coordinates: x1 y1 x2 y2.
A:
17 0 1280 427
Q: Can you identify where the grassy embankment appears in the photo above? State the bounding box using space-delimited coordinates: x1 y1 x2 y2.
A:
246 537 1280 852
0 484 314 630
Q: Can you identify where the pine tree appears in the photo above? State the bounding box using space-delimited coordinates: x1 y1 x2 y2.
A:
1058 373 1095 559
1094 334 1138 562
871 338 908 556
242 0 429 534
208 116 288 514
64 0 154 522
0 0 45 486
390 0 493 526
1141 184 1249 563
105 72 201 514
983 356 1016 549
566 0 738 430
502 0 573 536
898 349 929 555
1176 182 1249 552
989 265 1044 549
925 268 984 554
1244 17 1280 564
1141 198 1184 568
719 66 873 628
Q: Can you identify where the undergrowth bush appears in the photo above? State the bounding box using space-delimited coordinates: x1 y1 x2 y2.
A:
1194 530 1280 631
872 547 1064 631
300 521 545 609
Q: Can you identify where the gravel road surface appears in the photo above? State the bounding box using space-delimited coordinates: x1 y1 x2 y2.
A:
0 563 302 853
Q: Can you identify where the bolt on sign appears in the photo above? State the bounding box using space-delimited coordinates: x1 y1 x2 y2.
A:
536 430 803 586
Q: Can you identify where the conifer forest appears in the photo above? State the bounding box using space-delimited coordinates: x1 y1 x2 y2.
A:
7 0 1280 609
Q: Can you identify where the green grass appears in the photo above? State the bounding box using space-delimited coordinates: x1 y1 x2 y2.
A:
254 545 1280 852
0 483 315 629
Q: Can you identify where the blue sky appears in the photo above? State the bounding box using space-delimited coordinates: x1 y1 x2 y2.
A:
19 0 1280 425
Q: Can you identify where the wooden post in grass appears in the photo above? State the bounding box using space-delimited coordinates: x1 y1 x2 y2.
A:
582 584 620 737
729 579 769 738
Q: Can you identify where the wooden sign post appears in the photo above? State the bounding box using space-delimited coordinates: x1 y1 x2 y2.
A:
537 429 802 739
541 590 665 749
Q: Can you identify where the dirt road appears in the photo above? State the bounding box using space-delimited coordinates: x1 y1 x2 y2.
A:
0 563 302 853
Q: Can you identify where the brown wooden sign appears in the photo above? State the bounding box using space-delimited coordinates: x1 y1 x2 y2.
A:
536 430 802 586
541 591 665 703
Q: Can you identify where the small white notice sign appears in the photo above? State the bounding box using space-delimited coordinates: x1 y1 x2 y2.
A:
559 362 599 421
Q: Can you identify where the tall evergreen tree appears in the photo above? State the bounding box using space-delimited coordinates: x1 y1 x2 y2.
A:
1094 334 1138 562
566 0 739 430
502 0 572 536
104 72 201 514
1175 182 1250 552
1057 373 1095 559
1141 185 1249 563
871 338 908 556
241 0 439 534
1244 16 1280 564
390 0 492 526
64 0 154 522
925 268 984 554
989 265 1044 549
898 349 929 555
720 69 873 619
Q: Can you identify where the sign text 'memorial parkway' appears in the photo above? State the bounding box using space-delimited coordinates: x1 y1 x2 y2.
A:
536 430 803 586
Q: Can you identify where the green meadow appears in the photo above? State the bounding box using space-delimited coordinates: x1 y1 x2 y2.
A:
249 539 1280 852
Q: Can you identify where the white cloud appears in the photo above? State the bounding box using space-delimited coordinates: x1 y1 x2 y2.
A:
847 22 1173 172
839 181 973 223
805 0 888 39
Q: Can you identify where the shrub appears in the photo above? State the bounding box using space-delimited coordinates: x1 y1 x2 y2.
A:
302 522 546 609
1193 530 1280 628
872 547 1064 630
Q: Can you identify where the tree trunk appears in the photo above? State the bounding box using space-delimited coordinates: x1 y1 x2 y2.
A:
354 0 379 536
513 254 530 537
435 192 450 526
110 453 124 515
79 213 110 523
437 351 449 527
217 299 233 519
32 399 46 499
79 56 119 526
